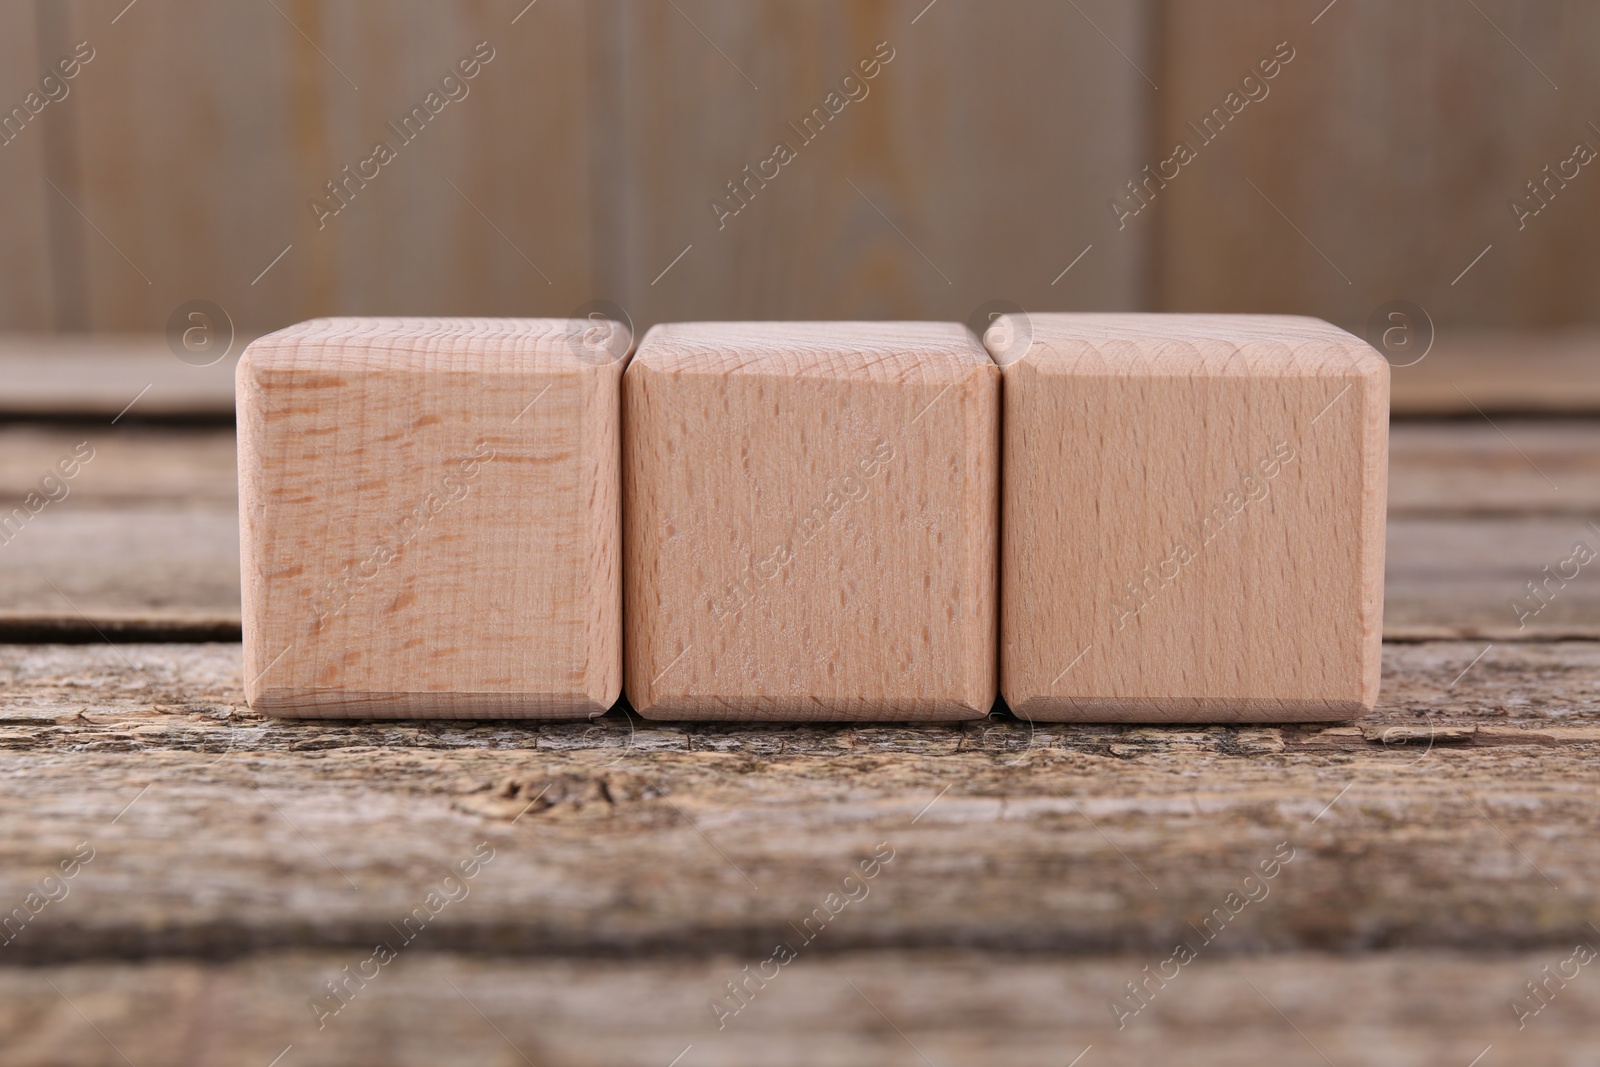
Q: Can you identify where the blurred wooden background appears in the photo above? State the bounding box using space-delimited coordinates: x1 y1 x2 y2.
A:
1 0 1596 337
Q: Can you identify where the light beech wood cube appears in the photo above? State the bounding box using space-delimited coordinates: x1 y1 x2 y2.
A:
624 321 998 720
990 313 1388 722
238 317 630 718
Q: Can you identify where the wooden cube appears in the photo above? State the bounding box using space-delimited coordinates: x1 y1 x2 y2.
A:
623 321 998 720
238 317 630 718
991 313 1388 722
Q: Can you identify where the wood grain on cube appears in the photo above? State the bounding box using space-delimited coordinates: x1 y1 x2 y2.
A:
3 410 1598 642
623 321 997 720
992 313 1388 722
238 317 629 718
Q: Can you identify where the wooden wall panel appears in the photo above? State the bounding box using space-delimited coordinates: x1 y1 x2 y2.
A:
12 1 1600 334
597 0 1155 329
50 0 595 334
0 3 52 329
45 0 303 333
311 0 596 318
1152 0 1600 330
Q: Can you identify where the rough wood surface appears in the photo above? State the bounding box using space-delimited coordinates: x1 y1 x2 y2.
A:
0 640 1595 966
0 507 239 620
1389 418 1600 515
0 426 241 637
1 949 1592 1066
0 361 1596 1059
623 321 998 719
238 318 628 717
1386 516 1600 640
993 314 1388 720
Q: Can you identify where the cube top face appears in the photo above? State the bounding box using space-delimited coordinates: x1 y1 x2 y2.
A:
243 316 634 373
993 313 1389 723
991 312 1384 373
238 317 630 719
632 320 991 379
625 321 998 721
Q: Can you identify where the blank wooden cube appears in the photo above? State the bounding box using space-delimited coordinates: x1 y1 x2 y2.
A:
624 321 998 720
991 313 1388 722
238 317 629 718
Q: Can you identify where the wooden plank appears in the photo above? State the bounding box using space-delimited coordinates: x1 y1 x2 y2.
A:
0 336 237 419
1386 516 1600 640
994 313 1386 721
600 0 1153 329
51 0 594 333
1391 330 1600 415
0 505 237 623
623 321 998 719
1 949 1593 1064
0 426 234 504
0 426 237 637
0 640 1596 964
0 4 53 330
1390 418 1600 515
1152 1 1600 331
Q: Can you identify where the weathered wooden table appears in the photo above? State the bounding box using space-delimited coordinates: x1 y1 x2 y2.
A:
2 334 1598 1065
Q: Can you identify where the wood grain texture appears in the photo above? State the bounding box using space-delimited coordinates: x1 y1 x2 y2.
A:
1389 419 1600 515
6 510 1585 644
598 0 1153 329
238 317 629 717
0 426 235 504
1150 0 1600 329
0 505 239 618
12 2 1600 338
0 2 53 331
2 950 1595 1066
0 640 1597 965
623 321 998 720
993 313 1389 721
49 0 595 333
39 418 1600 516
1386 516 1600 640
0 425 239 638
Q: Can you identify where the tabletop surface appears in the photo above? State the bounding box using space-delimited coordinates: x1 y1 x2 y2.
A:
2 334 1598 1065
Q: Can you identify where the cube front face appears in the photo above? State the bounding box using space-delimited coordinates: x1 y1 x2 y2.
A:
997 314 1388 723
238 317 628 718
624 322 998 720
